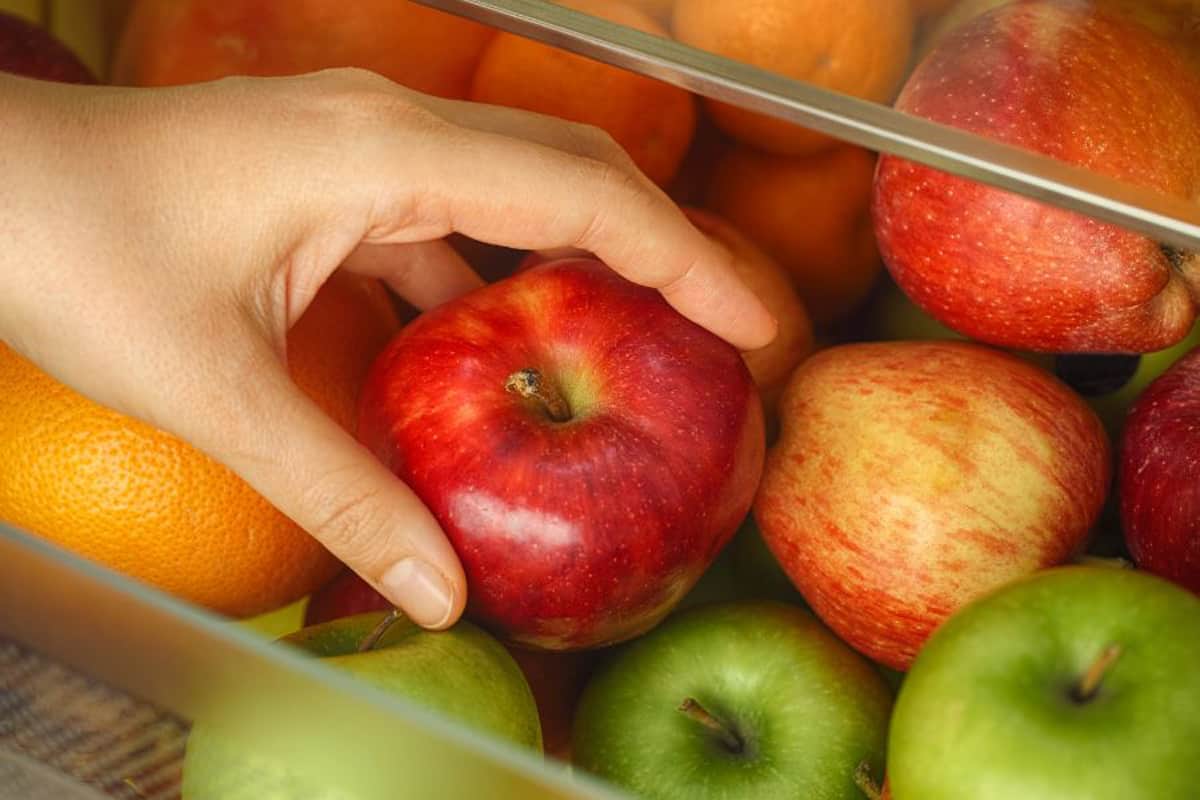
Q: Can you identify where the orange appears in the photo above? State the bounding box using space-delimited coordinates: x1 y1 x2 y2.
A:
672 0 915 155
0 271 400 618
683 207 815 418
704 143 882 325
912 0 959 16
615 0 675 24
470 0 696 187
112 0 495 98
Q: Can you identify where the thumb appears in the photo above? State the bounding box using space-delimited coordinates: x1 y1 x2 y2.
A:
186 349 467 630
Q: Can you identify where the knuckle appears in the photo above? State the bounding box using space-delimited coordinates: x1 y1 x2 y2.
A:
305 67 451 141
297 466 395 566
566 122 628 164
574 161 651 245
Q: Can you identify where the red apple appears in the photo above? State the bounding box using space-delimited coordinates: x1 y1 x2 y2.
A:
1119 344 1200 594
513 210 816 430
503 644 597 761
305 568 596 759
358 258 765 651
0 11 96 83
754 340 1111 670
873 1 1200 354
305 568 393 625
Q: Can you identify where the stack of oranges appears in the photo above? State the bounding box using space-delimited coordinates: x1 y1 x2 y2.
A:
2 0 948 620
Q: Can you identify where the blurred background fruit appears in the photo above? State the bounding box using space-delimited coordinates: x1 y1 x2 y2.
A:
703 143 881 326
614 0 675 25
671 0 914 155
0 272 400 618
111 0 495 98
0 7 96 82
470 0 696 187
910 0 959 16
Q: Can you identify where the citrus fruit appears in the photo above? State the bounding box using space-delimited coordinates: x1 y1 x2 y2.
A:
683 207 815 418
470 0 696 187
704 143 882 325
0 271 400 618
112 0 495 98
672 0 915 155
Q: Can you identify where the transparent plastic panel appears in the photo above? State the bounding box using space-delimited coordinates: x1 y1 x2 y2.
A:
0 526 624 800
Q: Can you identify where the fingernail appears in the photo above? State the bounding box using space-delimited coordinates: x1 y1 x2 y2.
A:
380 558 455 629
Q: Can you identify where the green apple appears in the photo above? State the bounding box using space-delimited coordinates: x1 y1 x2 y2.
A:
889 566 1200 800
236 596 309 638
572 601 893 799
182 611 543 798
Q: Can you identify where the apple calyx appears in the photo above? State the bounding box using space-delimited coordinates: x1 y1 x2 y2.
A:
1165 246 1200 306
505 368 572 423
1161 244 1189 272
356 608 404 653
1071 643 1123 704
677 697 744 755
853 761 883 800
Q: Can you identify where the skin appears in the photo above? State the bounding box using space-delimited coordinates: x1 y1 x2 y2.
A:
889 566 1200 800
357 259 766 650
874 0 1200 353
572 601 893 800
0 69 775 630
754 341 1111 670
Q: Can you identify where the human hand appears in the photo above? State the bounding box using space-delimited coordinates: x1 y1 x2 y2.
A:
0 68 775 628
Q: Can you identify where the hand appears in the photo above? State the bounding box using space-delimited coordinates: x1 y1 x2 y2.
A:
0 67 776 628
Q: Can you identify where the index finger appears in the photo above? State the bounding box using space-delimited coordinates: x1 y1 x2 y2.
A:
360 122 778 351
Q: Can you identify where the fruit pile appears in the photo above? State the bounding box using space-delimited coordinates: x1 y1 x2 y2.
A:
4 1 1200 799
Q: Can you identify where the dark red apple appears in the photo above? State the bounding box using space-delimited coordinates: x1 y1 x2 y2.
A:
0 12 96 83
1119 344 1200 594
358 258 765 651
873 0 1200 353
305 568 597 760
305 568 393 625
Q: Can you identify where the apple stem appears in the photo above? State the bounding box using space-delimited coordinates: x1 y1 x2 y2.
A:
854 761 883 800
505 368 571 423
678 698 743 754
1073 643 1122 702
357 608 403 653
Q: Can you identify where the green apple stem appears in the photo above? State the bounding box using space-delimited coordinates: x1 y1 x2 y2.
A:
357 608 403 653
677 698 743 754
505 368 571 423
1073 643 1122 702
853 761 883 800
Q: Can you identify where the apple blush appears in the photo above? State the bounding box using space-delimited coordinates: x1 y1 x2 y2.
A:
873 0 1200 354
1119 344 1200 594
755 340 1111 671
358 258 765 651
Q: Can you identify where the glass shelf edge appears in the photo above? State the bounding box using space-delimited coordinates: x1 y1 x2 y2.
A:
416 0 1200 253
